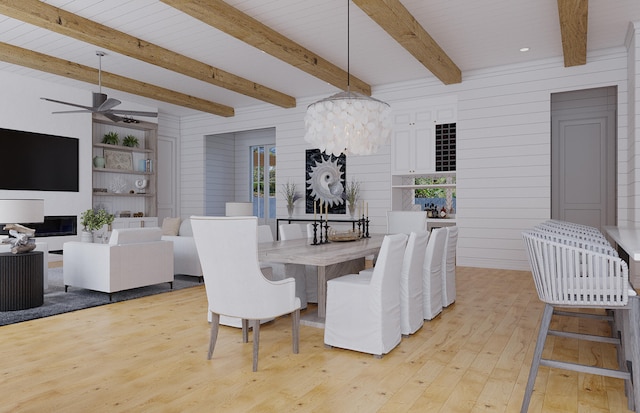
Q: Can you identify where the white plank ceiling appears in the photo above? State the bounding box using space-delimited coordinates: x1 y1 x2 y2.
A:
0 0 639 117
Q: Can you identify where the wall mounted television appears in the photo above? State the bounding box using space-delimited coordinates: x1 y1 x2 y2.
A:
0 127 79 192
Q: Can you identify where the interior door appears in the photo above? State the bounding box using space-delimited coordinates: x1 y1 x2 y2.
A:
551 88 616 231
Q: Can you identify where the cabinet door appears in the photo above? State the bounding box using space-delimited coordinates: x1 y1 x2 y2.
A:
413 122 435 174
392 128 413 174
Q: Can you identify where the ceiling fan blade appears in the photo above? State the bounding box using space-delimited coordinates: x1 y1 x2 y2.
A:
51 110 93 114
109 109 158 118
97 98 121 112
41 97 93 111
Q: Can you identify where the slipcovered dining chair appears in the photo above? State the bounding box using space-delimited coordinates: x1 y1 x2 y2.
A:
387 210 427 235
442 226 458 307
324 233 408 357
400 231 430 335
423 227 447 320
191 216 301 372
520 229 633 412
279 223 309 309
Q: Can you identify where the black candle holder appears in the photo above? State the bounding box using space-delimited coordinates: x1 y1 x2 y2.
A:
311 221 320 245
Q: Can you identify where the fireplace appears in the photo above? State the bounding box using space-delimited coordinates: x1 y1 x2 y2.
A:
0 215 77 237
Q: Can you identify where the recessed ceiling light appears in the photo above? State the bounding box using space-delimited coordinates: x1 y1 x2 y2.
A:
520 47 530 52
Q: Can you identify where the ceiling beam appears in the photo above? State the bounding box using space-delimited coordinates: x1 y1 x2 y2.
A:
557 0 588 67
0 42 235 117
0 0 295 108
160 0 371 96
353 0 461 85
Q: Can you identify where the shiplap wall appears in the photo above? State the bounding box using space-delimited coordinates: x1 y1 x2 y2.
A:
178 44 637 271
628 22 640 224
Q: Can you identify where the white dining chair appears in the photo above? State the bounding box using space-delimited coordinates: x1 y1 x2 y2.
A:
278 223 309 309
387 210 427 235
442 226 458 307
423 227 447 320
324 233 408 357
400 231 430 335
191 216 301 372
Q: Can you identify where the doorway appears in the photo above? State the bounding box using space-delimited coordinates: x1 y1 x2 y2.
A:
551 87 617 231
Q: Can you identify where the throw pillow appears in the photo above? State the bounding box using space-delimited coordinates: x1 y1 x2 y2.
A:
162 217 181 236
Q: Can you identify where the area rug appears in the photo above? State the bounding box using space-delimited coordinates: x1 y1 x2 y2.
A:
0 267 202 326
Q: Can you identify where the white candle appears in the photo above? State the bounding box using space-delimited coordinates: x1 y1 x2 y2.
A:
314 200 316 220
366 202 368 217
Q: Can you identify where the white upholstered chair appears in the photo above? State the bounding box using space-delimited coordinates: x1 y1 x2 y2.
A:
191 216 301 372
64 227 174 300
520 229 633 412
278 223 309 309
423 227 447 320
400 231 430 336
387 211 427 235
442 226 458 307
324 233 408 357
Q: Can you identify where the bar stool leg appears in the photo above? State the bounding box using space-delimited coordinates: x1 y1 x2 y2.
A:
521 303 554 413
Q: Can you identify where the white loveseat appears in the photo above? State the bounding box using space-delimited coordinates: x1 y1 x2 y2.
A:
63 227 174 297
161 219 203 280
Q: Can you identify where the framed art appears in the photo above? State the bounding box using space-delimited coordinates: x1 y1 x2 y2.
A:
305 149 346 215
104 149 133 171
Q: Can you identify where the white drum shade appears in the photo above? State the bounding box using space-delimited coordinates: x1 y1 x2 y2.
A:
0 199 44 223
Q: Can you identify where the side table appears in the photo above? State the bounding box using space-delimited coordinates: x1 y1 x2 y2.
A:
0 251 44 311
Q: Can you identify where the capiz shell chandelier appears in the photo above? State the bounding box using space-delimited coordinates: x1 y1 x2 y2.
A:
304 90 391 157
303 0 391 157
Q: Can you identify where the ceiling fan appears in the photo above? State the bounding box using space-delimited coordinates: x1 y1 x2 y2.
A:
41 51 157 123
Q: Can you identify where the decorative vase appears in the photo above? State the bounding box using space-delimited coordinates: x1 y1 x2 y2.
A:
93 156 105 168
287 203 294 218
80 230 94 243
348 201 357 219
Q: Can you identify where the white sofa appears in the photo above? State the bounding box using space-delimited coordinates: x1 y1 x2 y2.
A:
63 227 174 297
161 219 203 280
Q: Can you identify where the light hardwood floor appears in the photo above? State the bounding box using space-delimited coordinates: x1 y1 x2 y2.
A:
0 266 632 412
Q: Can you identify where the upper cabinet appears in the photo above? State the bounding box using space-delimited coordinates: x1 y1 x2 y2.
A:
391 99 457 175
91 116 158 218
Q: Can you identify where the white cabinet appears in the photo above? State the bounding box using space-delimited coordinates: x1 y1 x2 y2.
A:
92 116 158 220
391 109 435 175
391 100 457 175
111 217 158 229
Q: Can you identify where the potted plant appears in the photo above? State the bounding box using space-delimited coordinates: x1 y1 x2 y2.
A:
344 178 361 219
80 208 115 242
280 181 301 218
122 134 139 148
102 131 119 145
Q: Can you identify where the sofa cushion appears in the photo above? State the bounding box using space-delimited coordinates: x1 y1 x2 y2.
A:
178 219 193 237
109 227 162 245
162 217 181 236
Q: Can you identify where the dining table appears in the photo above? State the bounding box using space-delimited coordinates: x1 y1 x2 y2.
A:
258 233 385 326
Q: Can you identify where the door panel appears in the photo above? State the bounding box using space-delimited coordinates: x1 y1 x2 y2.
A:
551 88 616 231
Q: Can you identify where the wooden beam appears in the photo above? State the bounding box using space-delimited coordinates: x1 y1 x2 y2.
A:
557 0 588 67
0 0 295 108
160 0 371 96
0 42 235 117
353 0 461 85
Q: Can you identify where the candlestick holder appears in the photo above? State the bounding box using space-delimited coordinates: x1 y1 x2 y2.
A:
311 221 320 245
357 218 363 238
365 217 370 238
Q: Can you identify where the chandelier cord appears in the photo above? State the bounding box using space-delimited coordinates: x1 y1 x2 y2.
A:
347 0 350 92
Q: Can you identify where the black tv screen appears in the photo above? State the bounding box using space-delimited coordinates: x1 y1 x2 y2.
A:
0 127 79 192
